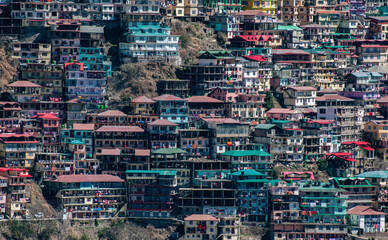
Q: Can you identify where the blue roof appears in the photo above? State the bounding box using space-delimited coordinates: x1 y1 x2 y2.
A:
126 170 177 176
356 171 388 179
69 140 85 145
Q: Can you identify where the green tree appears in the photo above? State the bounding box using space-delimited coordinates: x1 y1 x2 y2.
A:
180 34 191 49
264 92 276 110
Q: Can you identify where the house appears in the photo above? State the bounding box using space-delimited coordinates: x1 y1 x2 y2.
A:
186 96 225 122
369 16 388 40
147 119 178 150
265 108 303 121
340 141 376 175
283 86 317 108
356 44 388 67
31 113 61 153
182 214 219 240
364 120 388 162
316 94 362 142
45 174 126 219
179 129 211 157
0 168 32 219
300 120 335 162
347 205 386 233
10 42 51 64
119 24 180 65
126 170 177 218
332 177 375 208
200 118 250 158
152 94 188 128
242 0 277 14
221 150 273 176
8 81 41 103
0 134 38 169
0 176 6 217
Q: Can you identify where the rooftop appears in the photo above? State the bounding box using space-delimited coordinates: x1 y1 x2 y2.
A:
96 126 144 133
148 119 178 126
185 96 223 103
184 214 218 221
8 81 41 88
152 94 185 101
131 96 156 104
221 150 272 157
347 205 386 216
97 110 127 117
51 174 125 183
72 123 95 131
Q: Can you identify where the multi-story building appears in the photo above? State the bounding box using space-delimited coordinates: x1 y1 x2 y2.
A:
342 72 382 121
269 180 302 240
316 94 361 142
0 134 38 169
200 118 250 158
126 170 177 218
19 63 64 101
203 0 243 14
364 120 388 162
152 94 188 128
347 205 386 233
157 79 190 99
95 126 146 172
32 113 61 153
332 177 375 208
45 174 127 219
179 129 211 157
10 42 51 64
229 169 269 223
8 81 41 104
300 120 335 162
182 214 219 240
0 176 7 217
299 181 348 240
221 150 273 176
50 23 80 64
186 96 225 123
0 168 32 219
369 16 388 40
242 0 277 14
119 24 180 65
178 172 237 215
356 44 388 67
340 141 376 175
209 15 241 39
283 86 317 108
147 119 178 149
265 108 304 121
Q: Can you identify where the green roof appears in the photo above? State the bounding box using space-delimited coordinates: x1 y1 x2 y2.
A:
274 25 302 31
69 140 85 145
299 182 347 192
152 148 188 155
332 177 373 187
198 50 234 59
331 33 351 35
221 150 272 157
255 124 276 130
126 170 177 176
271 120 291 124
323 45 346 48
356 171 388 179
230 169 266 176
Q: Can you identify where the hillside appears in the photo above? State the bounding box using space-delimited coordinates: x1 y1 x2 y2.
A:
108 19 224 103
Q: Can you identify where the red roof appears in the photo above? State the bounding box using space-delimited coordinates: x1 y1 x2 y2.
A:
99 149 121 156
316 94 353 101
64 62 84 71
67 98 84 104
0 134 33 138
360 45 388 48
0 167 29 172
52 174 125 183
152 94 185 101
73 123 95 131
327 152 356 162
97 110 127 117
131 96 156 104
32 113 60 120
135 149 151 156
185 96 223 103
148 119 178 126
8 81 41 88
317 10 341 14
307 120 334 125
184 214 218 221
377 96 388 103
96 126 144 133
285 128 303 131
282 171 315 180
288 86 317 91
202 118 240 124
266 108 298 114
347 205 386 216
342 141 374 151
243 55 268 62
